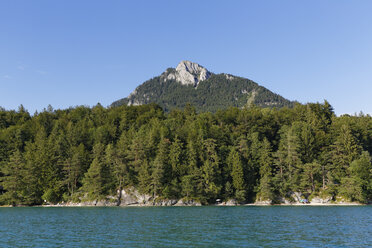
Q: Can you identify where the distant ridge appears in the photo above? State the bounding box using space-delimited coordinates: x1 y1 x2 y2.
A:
111 61 295 112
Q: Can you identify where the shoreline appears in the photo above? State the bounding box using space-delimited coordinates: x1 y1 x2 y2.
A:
1 202 368 207
249 202 364 206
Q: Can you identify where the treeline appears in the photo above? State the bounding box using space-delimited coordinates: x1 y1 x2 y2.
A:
0 102 371 205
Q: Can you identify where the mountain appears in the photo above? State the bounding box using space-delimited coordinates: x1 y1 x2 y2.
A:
111 60 295 112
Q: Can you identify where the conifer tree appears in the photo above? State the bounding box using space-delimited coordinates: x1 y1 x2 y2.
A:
138 160 152 195
0 150 26 205
300 161 321 193
275 125 302 193
151 138 170 197
201 139 221 200
330 124 361 182
81 143 110 199
169 136 184 178
227 148 245 201
256 139 274 202
338 151 372 202
63 144 87 196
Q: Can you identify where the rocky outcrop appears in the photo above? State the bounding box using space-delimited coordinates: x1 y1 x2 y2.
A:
56 187 202 207
277 197 292 204
174 199 202 206
255 200 273 205
126 90 142 106
60 199 118 207
119 187 152 206
220 199 238 206
153 199 178 206
274 192 306 204
118 188 190 206
165 60 211 87
290 192 303 203
225 74 235 80
310 196 332 204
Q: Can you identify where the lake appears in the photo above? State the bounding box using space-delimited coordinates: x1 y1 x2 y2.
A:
1 206 371 247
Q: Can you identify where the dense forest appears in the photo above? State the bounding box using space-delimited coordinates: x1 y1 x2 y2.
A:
111 72 294 112
0 101 371 206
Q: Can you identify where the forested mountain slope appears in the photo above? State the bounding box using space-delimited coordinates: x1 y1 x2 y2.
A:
111 61 294 112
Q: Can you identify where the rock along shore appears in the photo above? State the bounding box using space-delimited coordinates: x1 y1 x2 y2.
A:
3 189 368 207
40 202 364 207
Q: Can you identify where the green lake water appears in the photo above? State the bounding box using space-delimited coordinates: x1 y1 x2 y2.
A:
0 206 371 247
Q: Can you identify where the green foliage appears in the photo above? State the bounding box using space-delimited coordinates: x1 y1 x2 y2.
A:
111 73 294 112
42 188 60 204
338 152 372 202
0 101 371 205
181 174 196 199
81 143 112 199
229 149 245 191
227 148 245 201
256 139 274 201
0 150 27 205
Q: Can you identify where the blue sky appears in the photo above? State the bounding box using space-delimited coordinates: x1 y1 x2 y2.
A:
1 1 371 115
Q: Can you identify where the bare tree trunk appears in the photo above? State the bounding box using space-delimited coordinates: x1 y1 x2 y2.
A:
311 172 315 192
322 164 325 190
117 182 122 206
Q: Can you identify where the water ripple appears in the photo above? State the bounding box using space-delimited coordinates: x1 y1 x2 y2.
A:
0 206 371 247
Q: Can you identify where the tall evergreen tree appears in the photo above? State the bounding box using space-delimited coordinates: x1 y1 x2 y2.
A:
275 125 302 193
227 148 245 201
201 139 221 201
81 143 111 199
63 144 87 196
330 124 361 182
0 150 26 205
256 139 274 202
151 138 170 197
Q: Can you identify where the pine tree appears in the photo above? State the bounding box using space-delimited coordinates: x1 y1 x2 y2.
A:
169 136 184 178
256 139 274 202
300 161 321 193
115 131 133 187
151 138 170 197
0 150 26 205
63 144 87 196
128 130 148 176
201 139 221 200
180 174 196 199
245 132 262 195
298 122 316 164
138 160 152 195
338 151 372 202
275 125 302 193
227 148 245 201
81 143 110 199
82 158 105 199
330 124 361 182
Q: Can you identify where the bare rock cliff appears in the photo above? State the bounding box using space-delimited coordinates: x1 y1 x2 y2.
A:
166 60 211 87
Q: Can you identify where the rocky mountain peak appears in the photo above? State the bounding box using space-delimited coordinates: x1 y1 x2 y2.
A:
111 60 294 111
165 60 211 87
